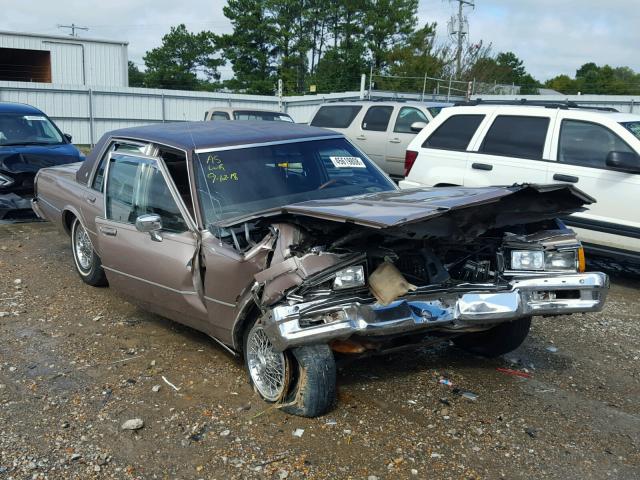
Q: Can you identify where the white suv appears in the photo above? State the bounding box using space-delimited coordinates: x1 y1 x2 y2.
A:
309 101 450 179
399 101 640 264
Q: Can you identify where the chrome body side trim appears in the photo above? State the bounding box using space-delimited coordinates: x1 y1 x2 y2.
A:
204 296 236 308
263 272 609 351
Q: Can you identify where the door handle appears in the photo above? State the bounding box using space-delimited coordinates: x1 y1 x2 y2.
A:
85 195 96 204
99 226 117 236
356 135 366 140
553 173 579 183
472 162 493 171
389 138 401 144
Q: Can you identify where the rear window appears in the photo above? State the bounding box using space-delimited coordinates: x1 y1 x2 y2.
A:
480 115 550 159
310 106 362 128
423 114 485 151
233 110 293 122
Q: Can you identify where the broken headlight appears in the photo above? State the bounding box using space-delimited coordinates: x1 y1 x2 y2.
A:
511 250 545 271
545 250 577 271
333 265 365 290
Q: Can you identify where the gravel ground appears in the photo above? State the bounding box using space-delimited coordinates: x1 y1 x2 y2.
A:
0 222 639 480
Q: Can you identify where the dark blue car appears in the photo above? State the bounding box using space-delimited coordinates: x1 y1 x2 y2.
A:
0 102 82 196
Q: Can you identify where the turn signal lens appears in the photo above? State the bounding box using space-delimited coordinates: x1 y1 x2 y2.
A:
578 247 586 272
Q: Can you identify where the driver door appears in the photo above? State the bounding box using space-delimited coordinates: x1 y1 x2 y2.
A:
94 152 208 331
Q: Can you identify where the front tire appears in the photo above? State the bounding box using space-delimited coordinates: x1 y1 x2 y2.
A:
243 319 336 417
453 316 532 358
71 217 108 287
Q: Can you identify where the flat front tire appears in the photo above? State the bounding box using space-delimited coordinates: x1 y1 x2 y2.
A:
243 319 336 417
71 217 108 287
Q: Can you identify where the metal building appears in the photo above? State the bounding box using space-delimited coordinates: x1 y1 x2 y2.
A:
0 30 128 87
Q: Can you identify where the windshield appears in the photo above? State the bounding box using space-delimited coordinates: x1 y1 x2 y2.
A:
233 110 294 122
621 121 640 140
0 113 64 146
194 137 396 227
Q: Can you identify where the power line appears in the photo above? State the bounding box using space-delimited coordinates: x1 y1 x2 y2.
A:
447 0 474 79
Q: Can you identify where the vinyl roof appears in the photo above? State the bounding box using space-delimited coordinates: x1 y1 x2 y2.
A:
106 121 339 151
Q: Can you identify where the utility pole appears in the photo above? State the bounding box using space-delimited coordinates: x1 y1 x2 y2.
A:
57 24 89 37
448 0 474 79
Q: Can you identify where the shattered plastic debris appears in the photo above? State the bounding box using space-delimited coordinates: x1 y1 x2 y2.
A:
292 428 304 438
451 388 478 401
546 346 558 353
438 378 453 386
496 367 532 379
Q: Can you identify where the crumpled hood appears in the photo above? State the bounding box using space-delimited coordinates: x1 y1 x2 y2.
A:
0 144 82 174
216 184 595 232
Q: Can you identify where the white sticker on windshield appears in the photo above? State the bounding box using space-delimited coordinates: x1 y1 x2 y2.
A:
23 115 47 121
329 156 366 168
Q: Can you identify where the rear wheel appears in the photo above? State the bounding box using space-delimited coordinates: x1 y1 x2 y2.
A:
243 319 336 417
71 217 108 287
453 316 532 358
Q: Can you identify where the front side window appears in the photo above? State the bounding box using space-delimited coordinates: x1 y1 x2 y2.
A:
394 107 429 133
361 106 393 132
480 115 549 159
105 153 187 233
92 141 147 192
0 113 63 146
620 121 640 140
423 114 485 151
193 138 396 227
310 106 362 128
558 120 634 168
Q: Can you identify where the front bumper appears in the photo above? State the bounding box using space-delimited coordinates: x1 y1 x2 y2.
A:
263 272 609 351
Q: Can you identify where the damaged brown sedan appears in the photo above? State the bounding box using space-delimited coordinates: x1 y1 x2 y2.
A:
31 121 609 417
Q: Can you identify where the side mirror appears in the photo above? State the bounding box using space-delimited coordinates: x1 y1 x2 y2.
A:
63 133 72 143
410 121 428 133
606 151 640 173
135 214 163 242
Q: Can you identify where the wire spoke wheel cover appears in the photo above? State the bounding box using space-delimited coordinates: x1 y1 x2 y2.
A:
73 221 93 271
246 325 289 402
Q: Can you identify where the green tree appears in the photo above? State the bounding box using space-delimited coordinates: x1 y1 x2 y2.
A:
219 0 277 94
143 24 222 90
127 61 146 87
364 0 418 71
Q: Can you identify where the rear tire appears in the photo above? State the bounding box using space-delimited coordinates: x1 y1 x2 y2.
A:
243 318 336 418
71 217 108 287
453 316 532 358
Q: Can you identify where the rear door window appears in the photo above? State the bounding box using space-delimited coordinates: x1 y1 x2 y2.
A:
423 114 485 151
480 115 550 159
361 106 394 132
92 140 148 192
310 106 362 128
394 107 429 133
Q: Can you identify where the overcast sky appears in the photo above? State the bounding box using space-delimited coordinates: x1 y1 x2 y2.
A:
2 0 638 81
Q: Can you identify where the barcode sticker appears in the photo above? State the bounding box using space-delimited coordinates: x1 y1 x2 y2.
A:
329 156 366 168
23 115 46 121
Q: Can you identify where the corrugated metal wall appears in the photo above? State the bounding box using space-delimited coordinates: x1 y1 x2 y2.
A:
0 32 127 87
4 80 635 146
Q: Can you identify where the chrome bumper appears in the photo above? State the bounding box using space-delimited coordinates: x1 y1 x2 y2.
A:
30 198 45 219
263 272 609 351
